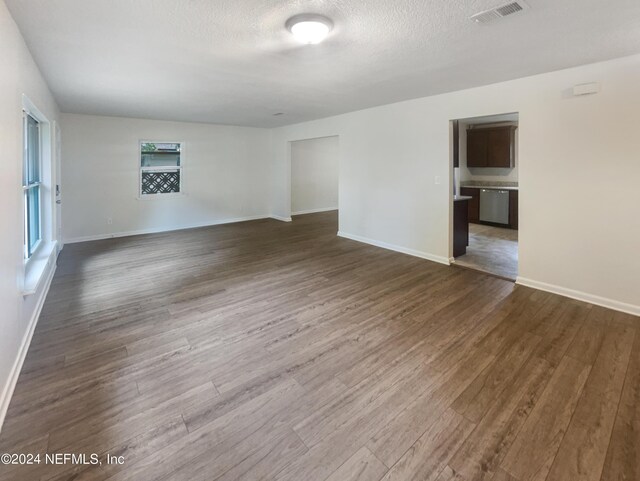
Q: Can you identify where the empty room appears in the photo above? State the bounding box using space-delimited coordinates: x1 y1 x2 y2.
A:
1 1 639 480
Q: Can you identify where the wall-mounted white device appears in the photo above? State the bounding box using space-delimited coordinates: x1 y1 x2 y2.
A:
572 82 600 96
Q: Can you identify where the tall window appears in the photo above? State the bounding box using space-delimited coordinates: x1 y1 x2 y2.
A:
139 142 182 196
23 113 41 258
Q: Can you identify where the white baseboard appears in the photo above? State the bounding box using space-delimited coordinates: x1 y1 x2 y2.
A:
292 207 338 216
337 231 450 266
0 259 57 432
270 215 292 222
64 215 271 244
516 276 640 317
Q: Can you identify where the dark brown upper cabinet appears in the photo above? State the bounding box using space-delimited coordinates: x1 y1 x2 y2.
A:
466 125 517 168
466 128 488 167
452 120 460 168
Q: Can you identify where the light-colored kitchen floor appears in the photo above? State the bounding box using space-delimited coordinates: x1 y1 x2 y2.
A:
455 223 518 280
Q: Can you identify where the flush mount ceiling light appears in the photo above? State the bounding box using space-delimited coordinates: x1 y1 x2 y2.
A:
285 14 333 44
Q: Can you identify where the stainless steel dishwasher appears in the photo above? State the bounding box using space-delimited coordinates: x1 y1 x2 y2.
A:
479 189 510 225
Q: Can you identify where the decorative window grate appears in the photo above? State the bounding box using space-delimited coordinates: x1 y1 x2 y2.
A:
139 141 182 196
141 170 180 195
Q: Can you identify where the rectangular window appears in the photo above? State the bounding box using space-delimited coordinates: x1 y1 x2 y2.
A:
23 113 42 258
140 142 182 195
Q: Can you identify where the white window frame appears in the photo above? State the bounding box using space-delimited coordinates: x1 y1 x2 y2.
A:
138 140 184 199
23 110 43 261
21 95 56 297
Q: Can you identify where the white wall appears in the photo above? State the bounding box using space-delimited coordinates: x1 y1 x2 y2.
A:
271 54 640 315
291 136 339 215
458 121 519 184
0 0 60 427
61 114 273 242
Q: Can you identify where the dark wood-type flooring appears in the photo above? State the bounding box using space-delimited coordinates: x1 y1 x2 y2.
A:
0 211 638 481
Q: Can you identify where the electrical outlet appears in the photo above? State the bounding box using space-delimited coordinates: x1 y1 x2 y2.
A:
107 217 113 225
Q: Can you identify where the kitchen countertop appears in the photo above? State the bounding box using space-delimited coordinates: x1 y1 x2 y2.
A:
453 195 473 201
461 185 518 191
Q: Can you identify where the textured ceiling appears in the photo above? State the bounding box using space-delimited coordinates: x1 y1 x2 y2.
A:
6 0 640 127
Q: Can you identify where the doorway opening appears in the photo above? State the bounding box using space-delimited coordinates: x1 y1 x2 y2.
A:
290 135 339 221
450 113 519 280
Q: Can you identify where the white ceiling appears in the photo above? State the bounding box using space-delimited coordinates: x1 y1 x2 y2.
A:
6 0 640 127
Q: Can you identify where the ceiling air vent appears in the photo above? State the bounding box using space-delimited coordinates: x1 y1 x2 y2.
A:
471 1 528 24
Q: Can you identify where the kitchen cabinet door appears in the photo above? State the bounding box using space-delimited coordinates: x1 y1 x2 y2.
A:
487 127 515 168
460 187 480 223
453 199 469 257
466 129 488 167
453 120 460 168
509 190 519 229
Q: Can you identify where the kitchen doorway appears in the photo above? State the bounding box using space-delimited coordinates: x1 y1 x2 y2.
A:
450 113 519 280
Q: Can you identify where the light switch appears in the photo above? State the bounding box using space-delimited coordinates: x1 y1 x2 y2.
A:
434 176 441 185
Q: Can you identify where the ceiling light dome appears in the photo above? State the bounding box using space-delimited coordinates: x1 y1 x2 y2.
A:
286 14 333 44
